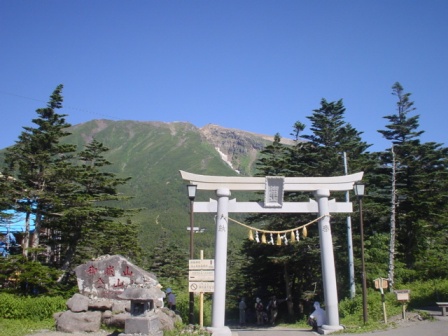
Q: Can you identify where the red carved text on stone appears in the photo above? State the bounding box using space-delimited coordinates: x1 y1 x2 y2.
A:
105 265 115 276
86 265 98 275
122 266 133 276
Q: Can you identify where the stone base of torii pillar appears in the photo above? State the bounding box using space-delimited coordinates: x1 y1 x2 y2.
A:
207 326 233 336
320 325 345 334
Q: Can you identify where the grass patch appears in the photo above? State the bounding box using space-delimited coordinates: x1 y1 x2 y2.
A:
0 318 55 336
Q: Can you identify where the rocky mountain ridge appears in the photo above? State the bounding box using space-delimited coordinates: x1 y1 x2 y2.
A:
199 123 295 174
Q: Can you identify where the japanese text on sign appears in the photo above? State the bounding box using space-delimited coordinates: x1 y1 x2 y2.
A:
189 281 215 293
189 259 215 270
189 270 215 281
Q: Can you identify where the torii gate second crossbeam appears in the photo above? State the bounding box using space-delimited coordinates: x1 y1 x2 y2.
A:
180 170 363 336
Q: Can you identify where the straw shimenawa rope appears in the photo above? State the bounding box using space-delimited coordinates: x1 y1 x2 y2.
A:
228 215 329 245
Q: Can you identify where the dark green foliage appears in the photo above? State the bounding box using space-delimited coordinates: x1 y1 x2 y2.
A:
376 82 448 278
293 98 371 178
338 288 404 325
148 229 188 282
1 86 144 289
3 84 77 259
52 138 143 276
402 279 448 307
233 98 372 321
0 255 76 297
0 292 66 320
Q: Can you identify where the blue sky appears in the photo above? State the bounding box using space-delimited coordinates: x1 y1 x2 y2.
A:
1 1 447 152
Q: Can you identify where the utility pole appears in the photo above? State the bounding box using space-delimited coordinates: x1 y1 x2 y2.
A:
343 152 356 299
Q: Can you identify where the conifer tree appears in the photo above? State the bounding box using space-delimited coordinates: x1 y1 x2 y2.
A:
3 85 76 259
53 139 141 279
377 82 448 280
237 99 372 320
148 229 188 284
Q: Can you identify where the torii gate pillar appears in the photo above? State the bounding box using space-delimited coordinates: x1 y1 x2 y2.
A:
315 189 343 332
208 188 232 336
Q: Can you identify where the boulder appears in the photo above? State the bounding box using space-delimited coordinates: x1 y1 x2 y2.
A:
89 298 113 310
112 299 130 313
74 255 159 300
103 312 129 328
67 293 89 312
55 310 102 333
156 308 177 331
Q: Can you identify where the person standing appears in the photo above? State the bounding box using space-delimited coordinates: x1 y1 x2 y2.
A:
166 288 176 311
255 297 264 325
267 296 278 325
239 297 247 326
267 295 288 325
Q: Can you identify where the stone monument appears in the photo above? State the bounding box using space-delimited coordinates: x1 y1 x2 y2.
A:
54 255 178 335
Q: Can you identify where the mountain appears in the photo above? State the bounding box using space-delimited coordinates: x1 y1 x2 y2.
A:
61 120 294 257
0 119 294 257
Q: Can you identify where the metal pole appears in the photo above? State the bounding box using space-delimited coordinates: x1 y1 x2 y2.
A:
343 152 356 299
200 250 204 328
359 197 368 323
189 198 195 325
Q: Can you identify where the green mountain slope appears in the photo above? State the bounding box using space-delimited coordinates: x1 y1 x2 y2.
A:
0 119 296 259
62 120 282 258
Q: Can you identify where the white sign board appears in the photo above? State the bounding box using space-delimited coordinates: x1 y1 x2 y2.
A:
189 281 215 293
264 176 284 208
189 259 215 270
189 270 215 281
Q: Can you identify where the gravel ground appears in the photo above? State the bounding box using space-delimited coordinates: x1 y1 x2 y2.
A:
26 331 119 336
26 309 446 336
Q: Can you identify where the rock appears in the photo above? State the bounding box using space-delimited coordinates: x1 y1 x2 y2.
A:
55 310 102 333
67 293 89 312
74 255 159 300
102 310 112 318
55 255 173 336
103 312 129 328
156 309 176 331
89 298 113 310
112 300 130 313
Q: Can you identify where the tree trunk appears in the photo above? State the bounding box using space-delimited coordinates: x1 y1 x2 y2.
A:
21 212 31 258
30 210 42 261
283 263 295 322
388 145 397 290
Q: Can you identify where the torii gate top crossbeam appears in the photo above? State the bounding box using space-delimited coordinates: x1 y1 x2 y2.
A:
180 170 363 191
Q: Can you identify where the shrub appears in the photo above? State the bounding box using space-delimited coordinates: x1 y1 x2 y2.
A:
339 288 405 326
0 293 66 320
0 255 76 297
396 279 448 308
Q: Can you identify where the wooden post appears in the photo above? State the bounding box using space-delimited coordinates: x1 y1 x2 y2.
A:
374 278 388 324
394 290 410 320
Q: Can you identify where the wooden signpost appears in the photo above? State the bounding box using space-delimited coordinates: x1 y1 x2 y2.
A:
374 277 389 323
189 251 214 327
394 289 410 319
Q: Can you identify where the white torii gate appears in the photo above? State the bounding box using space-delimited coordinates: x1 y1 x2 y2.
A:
180 170 364 336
